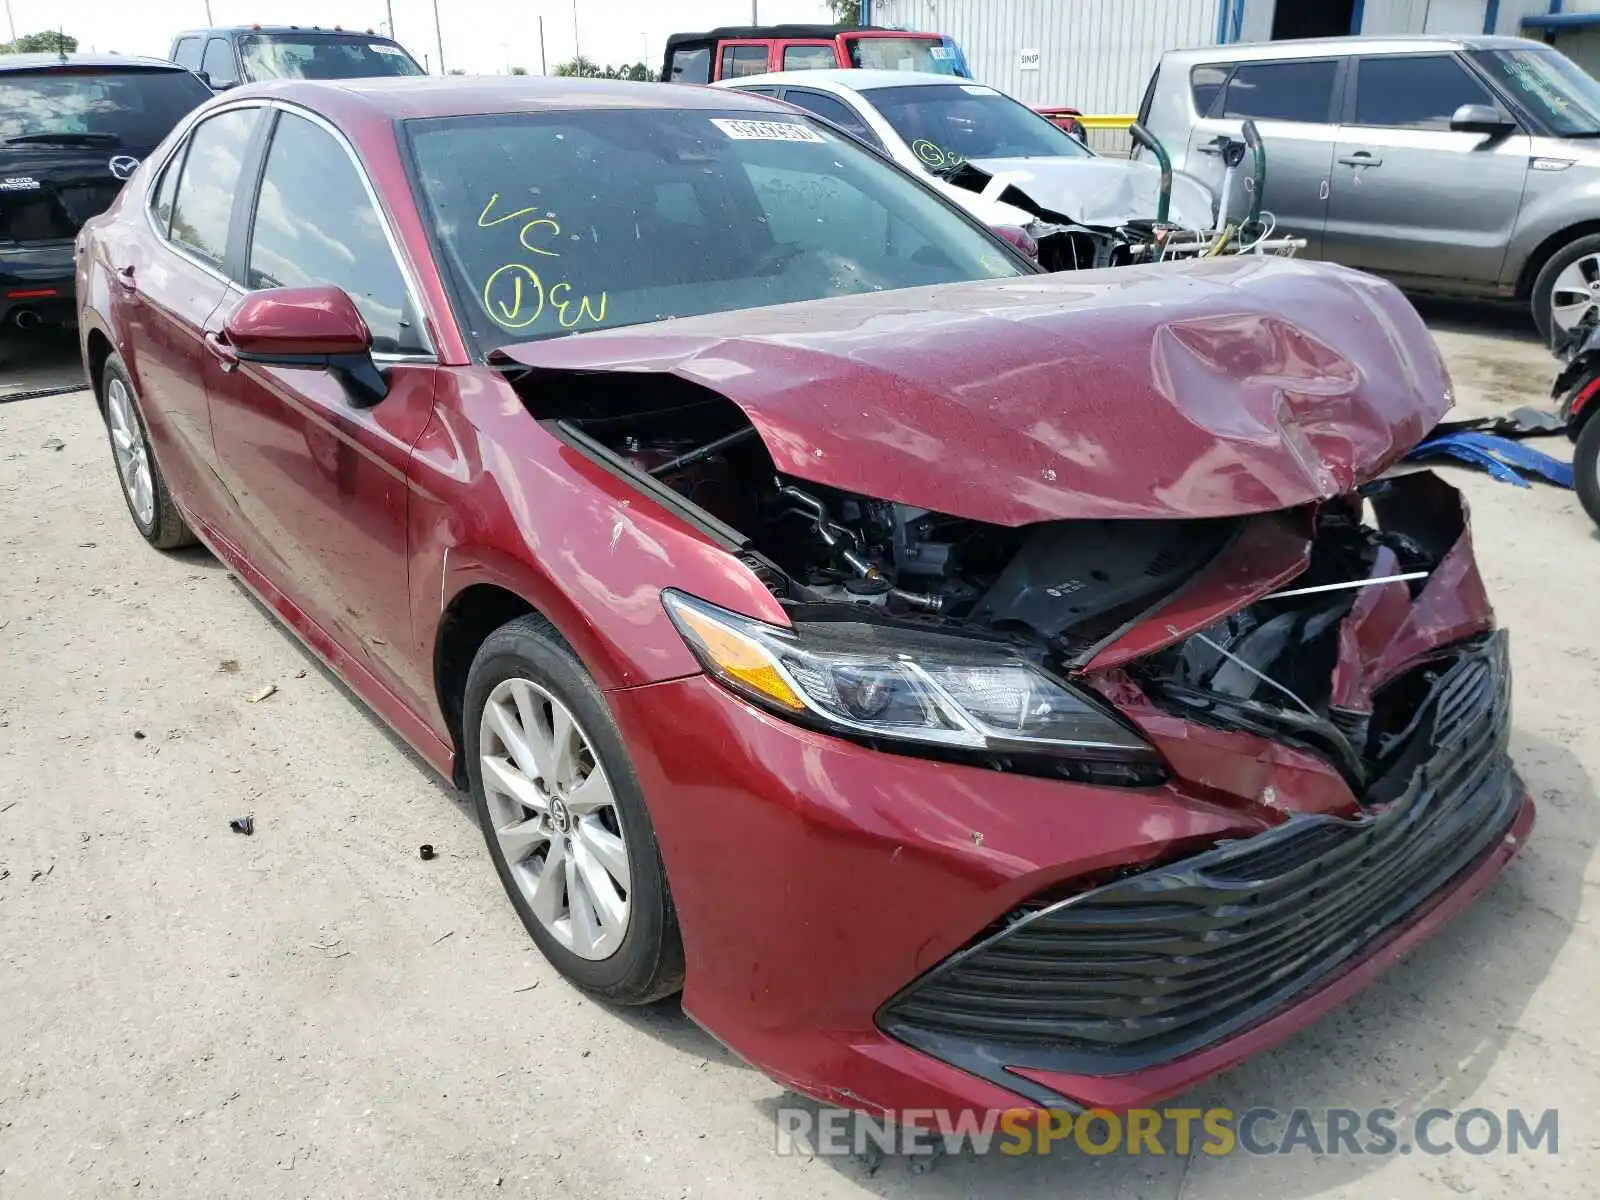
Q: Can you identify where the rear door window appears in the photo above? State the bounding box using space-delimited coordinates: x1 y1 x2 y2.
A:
1218 59 1339 123
1190 65 1230 116
168 107 260 264
720 45 770 79
779 89 883 148
1351 54 1493 128
171 38 202 72
783 44 837 71
201 37 239 88
247 112 425 354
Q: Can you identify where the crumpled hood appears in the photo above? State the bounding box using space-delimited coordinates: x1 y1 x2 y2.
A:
493 256 1454 526
950 155 1216 230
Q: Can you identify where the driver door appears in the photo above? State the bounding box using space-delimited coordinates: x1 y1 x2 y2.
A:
206 108 438 713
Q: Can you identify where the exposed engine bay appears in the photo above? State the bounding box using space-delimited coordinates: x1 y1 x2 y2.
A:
542 375 1477 793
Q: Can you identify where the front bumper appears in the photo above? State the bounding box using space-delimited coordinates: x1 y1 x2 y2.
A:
607 630 1529 1115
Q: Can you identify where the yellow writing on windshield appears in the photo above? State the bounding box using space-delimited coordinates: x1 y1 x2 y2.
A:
477 193 562 257
482 263 546 329
477 196 608 334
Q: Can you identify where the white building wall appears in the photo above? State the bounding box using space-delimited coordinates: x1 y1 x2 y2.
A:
870 0 1215 112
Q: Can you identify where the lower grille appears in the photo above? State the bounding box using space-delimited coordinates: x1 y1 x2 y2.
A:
881 632 1521 1085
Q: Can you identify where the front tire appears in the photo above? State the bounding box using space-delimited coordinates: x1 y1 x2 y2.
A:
101 355 195 550
1575 414 1600 531
1532 233 1600 345
463 614 683 1005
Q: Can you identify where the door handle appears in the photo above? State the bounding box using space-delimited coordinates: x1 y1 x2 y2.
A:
1338 152 1383 167
204 330 239 373
115 264 137 292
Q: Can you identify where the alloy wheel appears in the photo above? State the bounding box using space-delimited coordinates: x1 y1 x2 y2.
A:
478 677 631 960
106 377 155 528
1549 252 1600 336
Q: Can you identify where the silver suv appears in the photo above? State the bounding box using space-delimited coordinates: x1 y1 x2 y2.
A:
1138 35 1600 339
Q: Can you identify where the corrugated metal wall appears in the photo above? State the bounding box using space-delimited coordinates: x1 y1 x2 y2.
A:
872 0 1215 112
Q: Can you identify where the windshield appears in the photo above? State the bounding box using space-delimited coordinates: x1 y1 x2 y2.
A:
404 109 1023 352
239 34 424 81
863 83 1092 170
0 68 210 148
1469 47 1600 136
847 35 966 76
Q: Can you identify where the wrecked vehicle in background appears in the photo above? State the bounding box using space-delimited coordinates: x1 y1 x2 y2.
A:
716 69 1304 270
79 77 1531 1117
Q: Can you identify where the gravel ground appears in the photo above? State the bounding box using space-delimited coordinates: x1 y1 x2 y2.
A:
1 305 1597 1199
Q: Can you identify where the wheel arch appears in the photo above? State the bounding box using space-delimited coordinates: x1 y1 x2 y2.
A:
1516 220 1600 302
84 326 117 414
433 582 541 788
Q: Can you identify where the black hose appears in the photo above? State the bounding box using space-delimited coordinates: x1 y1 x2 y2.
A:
1241 118 1266 230
648 426 758 477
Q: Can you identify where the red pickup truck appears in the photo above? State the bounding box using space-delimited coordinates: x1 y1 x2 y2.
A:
663 24 970 83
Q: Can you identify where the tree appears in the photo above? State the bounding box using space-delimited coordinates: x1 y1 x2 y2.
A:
509 66 528 75
554 55 601 78
3 30 79 54
824 0 862 25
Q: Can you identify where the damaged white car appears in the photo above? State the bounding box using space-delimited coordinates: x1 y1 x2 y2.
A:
717 69 1304 269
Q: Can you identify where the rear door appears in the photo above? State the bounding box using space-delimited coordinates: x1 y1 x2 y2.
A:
206 107 437 709
1185 57 1344 257
111 104 264 529
1324 53 1530 284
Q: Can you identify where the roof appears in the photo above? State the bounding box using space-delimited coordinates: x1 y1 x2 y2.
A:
0 52 188 73
665 25 893 48
171 26 397 38
1160 33 1542 65
714 68 967 92
226 74 786 121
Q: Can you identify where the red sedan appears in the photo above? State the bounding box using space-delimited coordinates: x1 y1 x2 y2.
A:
76 76 1531 1117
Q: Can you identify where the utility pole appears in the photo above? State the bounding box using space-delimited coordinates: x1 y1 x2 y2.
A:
385 0 395 41
571 0 580 59
538 15 547 74
203 0 213 25
751 1 758 23
432 0 445 72
4 0 15 45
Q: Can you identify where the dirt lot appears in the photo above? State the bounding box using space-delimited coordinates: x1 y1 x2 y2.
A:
2 306 1598 1199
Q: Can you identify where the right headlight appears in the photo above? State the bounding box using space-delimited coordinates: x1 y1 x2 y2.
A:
662 590 1162 781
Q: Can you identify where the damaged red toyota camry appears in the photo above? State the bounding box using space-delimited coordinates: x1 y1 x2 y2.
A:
77 77 1532 1116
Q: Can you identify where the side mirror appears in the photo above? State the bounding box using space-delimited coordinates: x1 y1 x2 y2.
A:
1450 103 1516 137
221 285 388 408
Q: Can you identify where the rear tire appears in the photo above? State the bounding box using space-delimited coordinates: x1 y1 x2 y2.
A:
1532 232 1600 346
463 614 684 1005
100 355 196 550
1575 414 1600 531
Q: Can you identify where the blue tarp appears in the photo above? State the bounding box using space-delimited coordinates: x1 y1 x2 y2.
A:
1404 432 1575 489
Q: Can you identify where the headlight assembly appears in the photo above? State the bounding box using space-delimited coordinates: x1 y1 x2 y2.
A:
662 590 1162 782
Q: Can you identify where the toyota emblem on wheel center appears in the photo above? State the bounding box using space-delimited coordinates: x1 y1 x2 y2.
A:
108 156 142 181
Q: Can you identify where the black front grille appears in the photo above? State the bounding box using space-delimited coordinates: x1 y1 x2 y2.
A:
881 632 1522 1089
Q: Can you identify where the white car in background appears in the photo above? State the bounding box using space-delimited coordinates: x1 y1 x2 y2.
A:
712 69 1220 244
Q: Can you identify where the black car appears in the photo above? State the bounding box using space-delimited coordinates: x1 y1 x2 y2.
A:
0 54 210 340
169 26 425 88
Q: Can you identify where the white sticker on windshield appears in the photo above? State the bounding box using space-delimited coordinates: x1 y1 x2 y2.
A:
710 118 826 143
370 43 404 55
928 45 953 59
960 85 998 96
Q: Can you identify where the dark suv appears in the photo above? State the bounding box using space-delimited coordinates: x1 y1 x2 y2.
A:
169 26 425 89
0 54 210 339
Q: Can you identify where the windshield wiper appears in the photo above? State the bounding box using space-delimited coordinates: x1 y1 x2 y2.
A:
1561 130 1600 139
5 132 121 147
